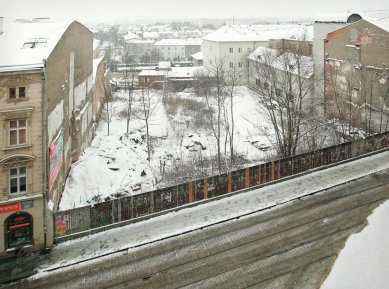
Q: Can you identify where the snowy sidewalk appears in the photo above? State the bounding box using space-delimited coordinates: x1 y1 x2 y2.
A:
41 150 389 273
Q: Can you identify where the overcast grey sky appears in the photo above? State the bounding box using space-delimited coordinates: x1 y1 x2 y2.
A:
1 0 388 23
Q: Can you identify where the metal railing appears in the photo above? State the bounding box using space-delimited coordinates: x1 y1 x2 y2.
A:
53 131 389 241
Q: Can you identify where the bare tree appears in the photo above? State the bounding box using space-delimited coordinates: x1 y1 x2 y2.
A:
102 82 114 136
202 58 227 173
250 43 320 157
224 66 238 168
134 87 160 161
121 50 136 135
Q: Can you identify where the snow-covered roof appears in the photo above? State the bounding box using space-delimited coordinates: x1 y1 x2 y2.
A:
315 10 389 31
191 51 203 60
125 39 155 44
93 39 100 50
154 38 203 46
314 12 360 23
92 56 105 84
203 24 313 42
142 31 159 39
138 66 207 78
138 70 165 77
363 10 389 32
248 47 313 78
124 31 141 41
0 21 70 72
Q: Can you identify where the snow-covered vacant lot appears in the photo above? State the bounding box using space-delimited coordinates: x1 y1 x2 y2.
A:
60 86 275 210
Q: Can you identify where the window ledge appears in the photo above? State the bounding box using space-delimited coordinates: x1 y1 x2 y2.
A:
8 192 28 199
6 98 30 103
1 145 32 152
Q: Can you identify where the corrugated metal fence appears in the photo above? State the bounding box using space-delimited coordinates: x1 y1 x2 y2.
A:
53 131 389 240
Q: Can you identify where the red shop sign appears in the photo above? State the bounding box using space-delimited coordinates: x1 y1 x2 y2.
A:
0 202 20 214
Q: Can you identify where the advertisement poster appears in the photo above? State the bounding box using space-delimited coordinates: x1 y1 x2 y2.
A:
49 128 63 190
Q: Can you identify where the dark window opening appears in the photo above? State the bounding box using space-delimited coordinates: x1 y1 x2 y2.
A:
5 212 33 249
9 88 16 99
19 87 26 98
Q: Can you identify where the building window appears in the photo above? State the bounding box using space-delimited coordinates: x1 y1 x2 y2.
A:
256 79 261 86
9 119 27 146
238 62 243 68
238 48 242 53
144 77 148 84
9 87 26 99
229 48 233 53
229 62 234 68
9 167 27 194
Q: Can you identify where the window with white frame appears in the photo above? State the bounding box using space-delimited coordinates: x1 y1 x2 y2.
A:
229 62 234 68
9 167 27 194
238 48 242 53
238 62 243 68
9 119 27 146
9 87 26 99
229 48 233 53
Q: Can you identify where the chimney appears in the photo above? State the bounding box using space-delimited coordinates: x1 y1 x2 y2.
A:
0 17 3 35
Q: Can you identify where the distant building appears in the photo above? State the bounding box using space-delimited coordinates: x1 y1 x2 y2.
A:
248 41 314 106
138 66 207 90
0 19 103 258
154 38 202 62
191 51 203 66
202 24 313 85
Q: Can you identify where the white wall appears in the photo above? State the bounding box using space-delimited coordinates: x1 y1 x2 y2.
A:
203 40 267 85
312 22 349 99
47 100 63 144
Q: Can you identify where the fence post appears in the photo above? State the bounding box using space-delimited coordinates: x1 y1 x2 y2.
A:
204 177 208 199
271 161 275 181
245 168 250 188
228 172 232 193
258 165 261 184
188 181 193 203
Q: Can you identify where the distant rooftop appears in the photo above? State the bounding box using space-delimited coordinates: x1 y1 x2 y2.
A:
154 38 203 46
248 46 313 79
191 51 203 60
203 24 313 42
314 10 389 31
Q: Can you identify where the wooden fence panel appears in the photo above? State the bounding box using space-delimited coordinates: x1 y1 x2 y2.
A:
194 179 205 201
132 192 152 218
177 184 189 206
232 169 246 191
120 196 132 221
90 201 112 228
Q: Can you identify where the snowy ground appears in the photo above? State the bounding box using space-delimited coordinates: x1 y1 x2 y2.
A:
60 86 275 210
320 198 389 289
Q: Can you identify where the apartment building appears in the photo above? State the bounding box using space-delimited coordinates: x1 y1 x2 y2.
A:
202 24 313 85
0 19 97 258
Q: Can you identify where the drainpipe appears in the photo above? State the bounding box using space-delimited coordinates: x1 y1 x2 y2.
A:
40 61 48 249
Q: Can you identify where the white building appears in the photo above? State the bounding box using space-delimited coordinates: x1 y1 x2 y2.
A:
154 38 202 62
202 24 313 85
